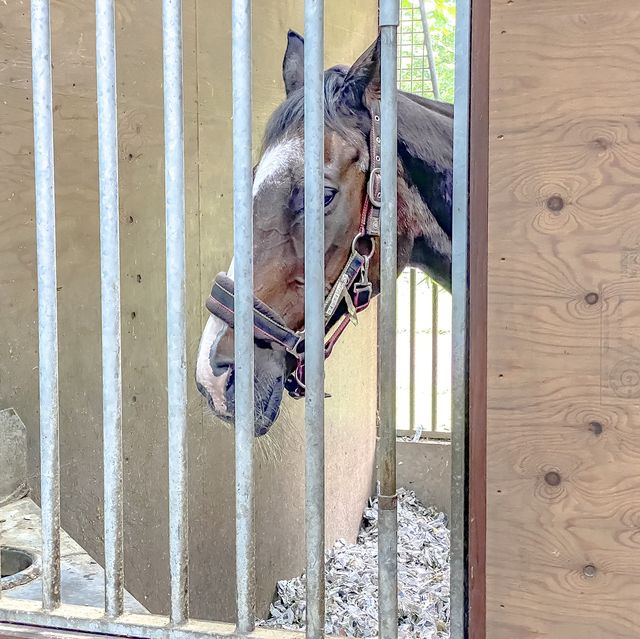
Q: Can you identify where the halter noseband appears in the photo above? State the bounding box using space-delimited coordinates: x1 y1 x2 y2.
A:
205 100 382 399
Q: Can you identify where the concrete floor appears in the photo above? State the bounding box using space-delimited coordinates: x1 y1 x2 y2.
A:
1 497 147 612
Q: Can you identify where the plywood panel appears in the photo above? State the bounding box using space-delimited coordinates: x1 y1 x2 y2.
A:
487 2 640 637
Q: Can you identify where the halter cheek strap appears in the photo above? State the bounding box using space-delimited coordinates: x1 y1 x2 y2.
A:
204 99 382 399
206 274 302 353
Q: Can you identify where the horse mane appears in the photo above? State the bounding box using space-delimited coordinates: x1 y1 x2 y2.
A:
402 91 454 118
262 65 454 240
262 65 367 152
397 91 453 238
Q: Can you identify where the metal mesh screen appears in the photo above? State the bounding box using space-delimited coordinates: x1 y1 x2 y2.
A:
398 2 436 98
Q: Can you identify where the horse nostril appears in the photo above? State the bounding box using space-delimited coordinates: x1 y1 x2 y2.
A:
225 367 235 393
211 356 233 377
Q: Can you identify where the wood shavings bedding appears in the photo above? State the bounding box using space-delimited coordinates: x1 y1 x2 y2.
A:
259 488 450 638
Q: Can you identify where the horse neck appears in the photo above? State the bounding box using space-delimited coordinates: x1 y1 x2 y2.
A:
394 94 453 292
397 173 452 292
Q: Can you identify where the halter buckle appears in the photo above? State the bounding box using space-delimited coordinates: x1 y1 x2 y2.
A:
287 330 305 357
367 167 382 208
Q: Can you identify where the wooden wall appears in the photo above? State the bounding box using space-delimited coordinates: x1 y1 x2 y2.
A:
487 1 640 637
0 0 378 621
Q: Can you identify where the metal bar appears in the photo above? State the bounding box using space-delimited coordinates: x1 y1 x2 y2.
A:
378 2 399 638
30 0 61 611
450 0 472 635
0 600 307 639
408 269 416 432
231 0 256 633
162 0 189 624
418 0 440 100
303 1 325 638
431 282 438 431
95 0 124 617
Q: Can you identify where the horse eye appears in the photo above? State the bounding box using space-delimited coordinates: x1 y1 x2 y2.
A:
324 187 337 207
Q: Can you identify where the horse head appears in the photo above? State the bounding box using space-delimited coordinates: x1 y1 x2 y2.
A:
196 30 453 436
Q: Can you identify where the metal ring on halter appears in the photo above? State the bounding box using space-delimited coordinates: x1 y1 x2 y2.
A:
367 167 382 207
286 329 305 357
351 232 376 259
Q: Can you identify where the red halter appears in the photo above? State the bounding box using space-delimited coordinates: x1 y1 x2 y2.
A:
205 100 382 399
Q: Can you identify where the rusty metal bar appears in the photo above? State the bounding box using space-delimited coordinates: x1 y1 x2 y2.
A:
231 0 256 632
95 0 125 617
378 1 399 638
30 0 61 611
162 0 189 624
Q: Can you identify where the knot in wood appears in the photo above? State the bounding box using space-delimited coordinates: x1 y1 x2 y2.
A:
546 195 564 212
544 471 561 487
588 421 603 436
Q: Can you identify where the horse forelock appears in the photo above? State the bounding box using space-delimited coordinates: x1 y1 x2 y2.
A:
262 66 368 154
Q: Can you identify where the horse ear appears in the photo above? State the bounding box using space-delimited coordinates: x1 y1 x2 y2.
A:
283 30 304 96
341 36 381 108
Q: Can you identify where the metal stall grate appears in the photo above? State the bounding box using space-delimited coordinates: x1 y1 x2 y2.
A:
0 0 471 637
0 0 397 638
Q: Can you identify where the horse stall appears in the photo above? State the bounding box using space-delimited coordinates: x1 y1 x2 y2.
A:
4 0 462 633
0 0 381 623
5 0 640 636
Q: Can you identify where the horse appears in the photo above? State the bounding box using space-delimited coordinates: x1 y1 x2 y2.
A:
195 30 453 436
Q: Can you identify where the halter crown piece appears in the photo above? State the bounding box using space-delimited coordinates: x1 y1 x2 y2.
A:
205 100 382 399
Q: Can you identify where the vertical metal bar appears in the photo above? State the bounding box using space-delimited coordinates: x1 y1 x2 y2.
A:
451 0 471 635
231 0 256 633
408 269 416 433
304 1 325 637
162 0 188 624
378 2 399 638
418 0 440 100
431 282 439 431
31 0 61 611
95 0 124 617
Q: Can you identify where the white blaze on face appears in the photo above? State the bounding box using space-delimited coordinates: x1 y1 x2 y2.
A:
197 138 301 413
252 138 303 198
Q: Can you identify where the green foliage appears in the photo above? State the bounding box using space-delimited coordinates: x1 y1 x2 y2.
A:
398 0 456 104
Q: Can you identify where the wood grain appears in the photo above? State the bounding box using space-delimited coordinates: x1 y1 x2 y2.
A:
488 1 640 637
